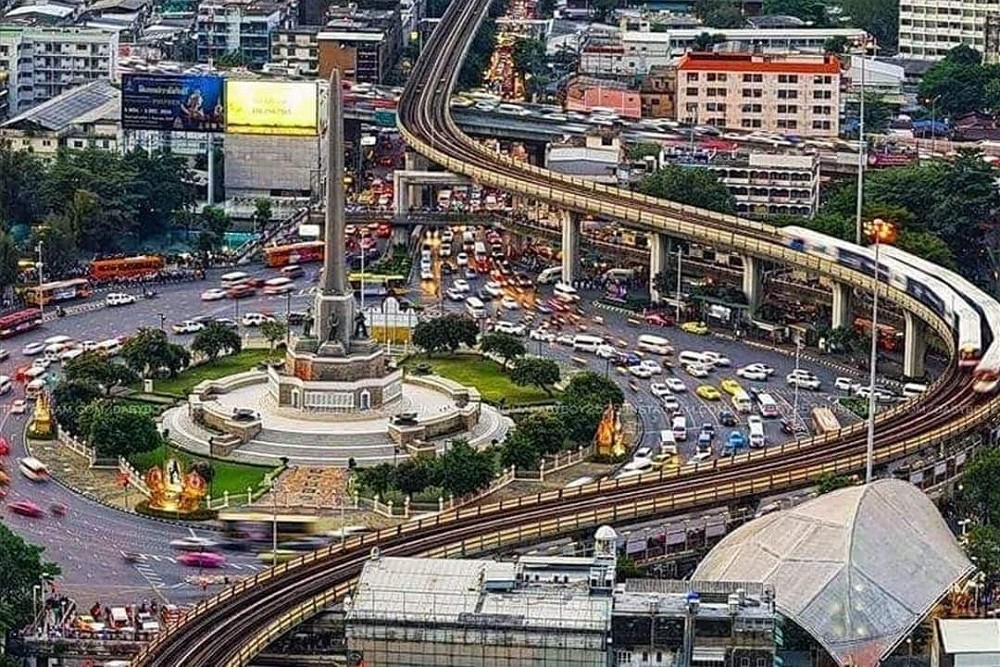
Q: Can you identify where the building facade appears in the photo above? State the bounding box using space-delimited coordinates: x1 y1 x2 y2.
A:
270 27 320 76
196 0 290 67
564 75 641 118
640 64 676 118
0 26 118 114
316 8 401 83
675 52 841 137
898 0 995 61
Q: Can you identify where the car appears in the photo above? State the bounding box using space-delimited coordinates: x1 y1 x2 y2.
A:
547 299 569 313
213 318 239 330
726 431 747 450
720 379 742 395
258 550 299 564
493 321 526 336
701 351 731 367
680 321 709 335
31 358 51 371
634 446 653 460
439 243 452 257
786 374 821 390
535 303 552 314
8 500 44 517
514 274 533 288
595 344 617 359
529 329 555 342
834 377 857 392
747 415 763 427
744 363 775 376
0 436 8 455
628 364 653 379
736 366 769 381
464 268 478 280
22 342 46 356
446 288 465 302
786 368 815 380
855 385 897 402
170 536 219 551
456 252 469 266
172 320 204 335
440 261 455 275
105 293 136 307
500 295 520 310
661 395 680 411
483 281 504 298
664 378 687 392
781 418 808 435
700 423 716 437
696 385 722 400
556 334 575 346
10 399 26 415
639 360 663 375
278 536 331 552
440 229 454 243
719 409 738 426
687 450 713 465
227 283 256 299
420 269 434 281
452 279 471 293
644 313 674 327
684 364 709 378
650 383 672 398
241 313 273 327
177 552 226 568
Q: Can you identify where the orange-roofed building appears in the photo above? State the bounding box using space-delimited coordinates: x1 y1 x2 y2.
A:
676 52 842 137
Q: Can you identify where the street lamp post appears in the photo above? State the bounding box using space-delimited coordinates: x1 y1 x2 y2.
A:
158 312 166 332
864 218 895 483
285 292 292 347
674 247 683 324
792 337 802 433
35 242 44 320
926 94 941 154
854 43 868 245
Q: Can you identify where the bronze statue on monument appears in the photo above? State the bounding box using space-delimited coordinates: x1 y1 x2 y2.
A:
353 311 368 339
328 310 341 342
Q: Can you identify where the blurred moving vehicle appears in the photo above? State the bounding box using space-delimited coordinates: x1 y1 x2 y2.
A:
9 500 44 517
178 552 226 568
169 536 220 551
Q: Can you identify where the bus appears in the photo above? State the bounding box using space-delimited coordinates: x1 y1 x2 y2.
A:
264 241 325 268
465 296 486 319
810 406 841 434
24 279 92 306
89 255 165 281
348 273 406 298
854 317 902 352
216 511 318 545
0 307 42 338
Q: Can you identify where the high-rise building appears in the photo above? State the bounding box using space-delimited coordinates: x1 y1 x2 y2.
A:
898 0 997 61
196 0 291 67
0 26 118 114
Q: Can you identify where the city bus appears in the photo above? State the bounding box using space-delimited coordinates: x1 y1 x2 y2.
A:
348 273 406 298
89 255 166 281
215 511 318 545
0 307 42 338
810 406 841 434
264 241 325 268
23 279 92 306
854 317 902 352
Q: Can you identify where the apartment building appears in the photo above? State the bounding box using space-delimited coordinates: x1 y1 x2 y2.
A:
317 7 401 83
196 0 291 67
675 52 841 137
270 27 320 76
0 26 118 114
898 0 996 60
580 23 866 77
0 71 9 121
640 64 676 118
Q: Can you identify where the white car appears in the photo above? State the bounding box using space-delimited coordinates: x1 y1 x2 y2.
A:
500 296 520 310
439 243 452 257
661 395 680 411
701 351 731 367
452 279 471 293
241 313 273 327
640 360 663 375
440 229 454 243
529 329 555 342
747 415 763 427
665 378 687 392
31 358 51 370
494 321 526 336
556 334 575 346
628 365 654 379
420 269 434 281
834 377 857 392
60 348 84 362
634 446 653 460
105 292 136 307
10 399 26 414
80 340 99 352
456 252 469 266
200 288 228 301
786 368 814 380
169 536 220 551
650 383 672 398
737 366 769 381
743 363 775 376
172 320 205 335
595 344 617 359
685 364 709 378
786 374 821 390
22 342 46 356
445 288 465 302
483 281 504 298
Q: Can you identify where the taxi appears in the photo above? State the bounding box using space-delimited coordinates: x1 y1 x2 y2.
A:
720 379 742 396
680 321 710 335
696 385 722 400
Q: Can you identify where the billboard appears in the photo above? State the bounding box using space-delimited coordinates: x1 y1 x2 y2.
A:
225 81 318 136
121 74 225 133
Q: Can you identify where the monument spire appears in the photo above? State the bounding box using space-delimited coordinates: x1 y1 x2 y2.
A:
323 69 347 295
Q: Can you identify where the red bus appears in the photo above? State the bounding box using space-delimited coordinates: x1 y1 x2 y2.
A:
24 279 92 306
89 255 165 281
0 307 42 338
263 241 325 268
854 317 902 351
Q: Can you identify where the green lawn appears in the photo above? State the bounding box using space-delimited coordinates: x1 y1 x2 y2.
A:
128 447 275 498
403 354 553 405
151 349 277 397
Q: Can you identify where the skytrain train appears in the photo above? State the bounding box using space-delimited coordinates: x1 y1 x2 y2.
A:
778 226 998 393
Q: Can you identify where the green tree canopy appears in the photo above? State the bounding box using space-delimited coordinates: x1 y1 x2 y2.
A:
434 439 496 497
559 371 625 443
500 429 542 470
52 379 102 435
122 328 191 378
80 400 162 458
639 165 736 214
763 0 828 25
412 314 479 355
191 323 242 362
481 332 526 369
510 357 561 396
516 411 565 456
260 319 288 350
0 525 59 639
918 46 994 117
692 0 744 28
0 231 20 291
63 353 137 395
960 447 1000 525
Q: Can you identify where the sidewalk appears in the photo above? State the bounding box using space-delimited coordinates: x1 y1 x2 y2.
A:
27 437 140 511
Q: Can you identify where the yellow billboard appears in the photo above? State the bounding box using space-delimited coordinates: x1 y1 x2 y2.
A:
225 80 318 136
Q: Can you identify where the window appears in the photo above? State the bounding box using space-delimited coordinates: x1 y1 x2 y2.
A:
812 120 832 130
686 72 699 82
686 87 698 96
742 73 753 82
777 119 797 129
707 72 717 81
777 89 799 99
813 89 832 99
707 88 717 96
778 74 798 83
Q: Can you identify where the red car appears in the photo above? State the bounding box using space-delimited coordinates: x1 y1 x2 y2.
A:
227 284 256 299
547 299 569 313
178 552 226 568
0 436 9 456
645 313 675 327
9 500 44 517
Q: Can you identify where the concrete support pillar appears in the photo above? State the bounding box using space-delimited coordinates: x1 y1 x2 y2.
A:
903 311 928 379
404 151 428 171
649 233 671 304
392 172 423 214
832 282 852 330
741 255 762 315
560 210 580 285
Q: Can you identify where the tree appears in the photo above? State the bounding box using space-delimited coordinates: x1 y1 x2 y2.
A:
481 332 526 369
838 0 898 52
560 372 625 443
52 380 101 434
0 525 59 641
639 166 736 214
861 91 892 134
412 314 479 355
392 459 433 496
31 215 78 278
535 0 555 18
500 429 542 470
763 0 828 25
627 142 662 161
691 32 727 52
516 411 565 455
122 328 190 378
815 472 853 495
433 439 496 497
63 353 137 395
510 357 561 396
591 0 618 22
0 140 45 227
192 323 242 362
918 46 990 117
0 231 19 292
252 197 273 233
80 400 162 458
692 0 744 28
967 524 1000 582
512 38 548 95
960 447 1000 525
260 319 289 350
824 35 849 55
198 206 232 256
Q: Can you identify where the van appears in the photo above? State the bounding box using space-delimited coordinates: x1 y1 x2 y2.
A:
757 393 779 418
263 277 294 295
902 383 928 397
553 282 579 302
678 350 705 366
731 389 752 414
572 334 604 353
0 375 11 394
748 418 765 448
281 264 305 279
24 366 48 380
637 334 672 355
658 429 677 456
97 339 122 357
44 345 64 363
25 378 46 399
220 271 250 288
19 457 48 480
603 268 635 282
465 296 486 319
537 267 563 284
671 414 688 441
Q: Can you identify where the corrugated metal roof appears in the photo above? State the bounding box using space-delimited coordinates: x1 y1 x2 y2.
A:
1 79 118 131
938 619 1000 654
693 479 973 667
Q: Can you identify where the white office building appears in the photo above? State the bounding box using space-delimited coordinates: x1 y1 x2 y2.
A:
898 0 997 60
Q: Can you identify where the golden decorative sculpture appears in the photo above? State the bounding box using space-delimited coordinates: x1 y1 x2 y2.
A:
30 392 53 436
143 459 207 513
594 403 625 458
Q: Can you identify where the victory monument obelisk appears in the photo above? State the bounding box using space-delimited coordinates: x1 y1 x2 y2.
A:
267 70 402 413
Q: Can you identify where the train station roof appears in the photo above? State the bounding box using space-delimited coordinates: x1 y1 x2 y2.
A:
693 479 973 667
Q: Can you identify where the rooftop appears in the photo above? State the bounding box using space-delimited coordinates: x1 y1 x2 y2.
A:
1 79 119 132
937 619 1000 655
678 52 840 74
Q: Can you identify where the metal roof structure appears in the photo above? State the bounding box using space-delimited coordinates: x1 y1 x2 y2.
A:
693 479 973 667
1 79 118 131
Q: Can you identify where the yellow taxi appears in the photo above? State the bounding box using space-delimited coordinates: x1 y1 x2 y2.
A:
681 321 709 335
696 385 722 400
720 378 742 396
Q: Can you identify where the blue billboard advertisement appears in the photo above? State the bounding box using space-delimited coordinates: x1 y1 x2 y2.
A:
121 74 225 133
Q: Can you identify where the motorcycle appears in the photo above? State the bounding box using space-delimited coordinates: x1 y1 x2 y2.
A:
55 307 65 318
50 503 67 517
